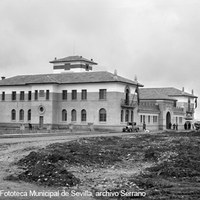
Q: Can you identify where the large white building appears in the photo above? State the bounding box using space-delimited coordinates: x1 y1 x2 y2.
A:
0 55 197 131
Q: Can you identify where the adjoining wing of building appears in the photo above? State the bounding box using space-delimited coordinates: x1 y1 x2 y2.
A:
0 55 197 131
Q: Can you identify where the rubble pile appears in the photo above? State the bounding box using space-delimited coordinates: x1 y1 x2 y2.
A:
18 152 80 187
45 137 123 166
16 136 135 187
146 142 200 178
135 132 200 199
11 132 200 199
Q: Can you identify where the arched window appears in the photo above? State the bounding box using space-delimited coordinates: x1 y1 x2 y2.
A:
71 109 76 122
121 110 124 122
81 109 87 122
99 108 106 122
11 109 16 121
131 110 134 122
62 109 67 121
28 109 31 121
125 86 130 105
19 109 24 121
125 110 129 122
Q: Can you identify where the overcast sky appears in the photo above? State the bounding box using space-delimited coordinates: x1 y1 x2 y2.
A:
1 0 200 118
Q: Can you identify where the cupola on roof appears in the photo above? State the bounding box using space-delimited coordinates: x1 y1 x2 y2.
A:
50 55 97 73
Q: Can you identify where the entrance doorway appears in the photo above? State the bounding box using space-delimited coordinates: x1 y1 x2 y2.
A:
39 116 44 128
184 121 191 130
166 112 171 129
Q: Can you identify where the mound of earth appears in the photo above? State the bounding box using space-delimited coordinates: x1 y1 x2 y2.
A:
7 132 200 199
17 151 80 187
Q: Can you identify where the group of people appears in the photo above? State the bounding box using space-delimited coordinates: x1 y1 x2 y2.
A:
184 122 192 130
168 122 178 130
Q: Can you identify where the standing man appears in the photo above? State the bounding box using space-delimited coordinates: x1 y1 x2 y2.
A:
143 122 146 131
169 122 172 129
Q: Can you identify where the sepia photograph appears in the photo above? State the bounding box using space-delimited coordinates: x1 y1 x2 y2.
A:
0 0 200 199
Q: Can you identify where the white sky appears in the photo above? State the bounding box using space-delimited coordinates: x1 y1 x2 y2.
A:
1 0 200 118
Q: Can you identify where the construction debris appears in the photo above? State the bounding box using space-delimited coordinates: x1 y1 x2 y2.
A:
7 132 200 199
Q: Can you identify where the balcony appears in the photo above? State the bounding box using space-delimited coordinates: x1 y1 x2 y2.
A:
173 107 184 114
185 112 193 120
121 99 137 108
186 108 194 114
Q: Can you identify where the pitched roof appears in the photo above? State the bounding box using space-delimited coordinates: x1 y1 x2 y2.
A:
49 55 98 65
0 71 143 86
140 87 197 100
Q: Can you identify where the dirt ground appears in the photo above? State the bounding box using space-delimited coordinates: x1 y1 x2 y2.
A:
0 132 138 200
0 134 95 200
1 131 200 200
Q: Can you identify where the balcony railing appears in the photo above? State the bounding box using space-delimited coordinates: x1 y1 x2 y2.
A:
173 107 184 113
121 99 137 108
186 108 194 114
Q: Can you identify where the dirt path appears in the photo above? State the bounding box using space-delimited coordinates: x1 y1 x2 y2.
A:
0 131 141 144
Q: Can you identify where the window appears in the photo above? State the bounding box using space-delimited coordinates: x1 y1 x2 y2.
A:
71 109 76 121
125 86 130 105
72 90 77 100
62 90 67 100
153 116 158 123
19 109 24 121
20 91 25 101
28 91 32 101
2 92 5 101
140 115 143 123
81 109 87 122
28 109 31 121
125 110 129 122
131 111 134 122
86 64 89 71
148 115 151 124
121 110 124 122
62 109 67 121
39 90 45 97
99 108 106 122
46 90 49 100
81 90 87 100
174 101 177 107
143 115 145 123
12 91 16 101
99 89 107 100
11 109 16 121
35 90 38 100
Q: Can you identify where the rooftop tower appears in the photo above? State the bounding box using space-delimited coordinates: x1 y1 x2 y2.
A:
50 55 97 73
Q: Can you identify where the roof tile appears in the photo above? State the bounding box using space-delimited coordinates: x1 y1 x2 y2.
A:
0 71 142 86
140 87 197 100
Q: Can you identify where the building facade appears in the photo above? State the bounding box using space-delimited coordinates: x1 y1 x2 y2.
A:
0 56 197 131
138 87 197 130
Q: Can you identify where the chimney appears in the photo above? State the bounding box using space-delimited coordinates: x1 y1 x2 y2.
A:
134 75 138 82
182 87 184 92
54 57 57 60
192 89 194 95
1 76 5 80
114 69 118 80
